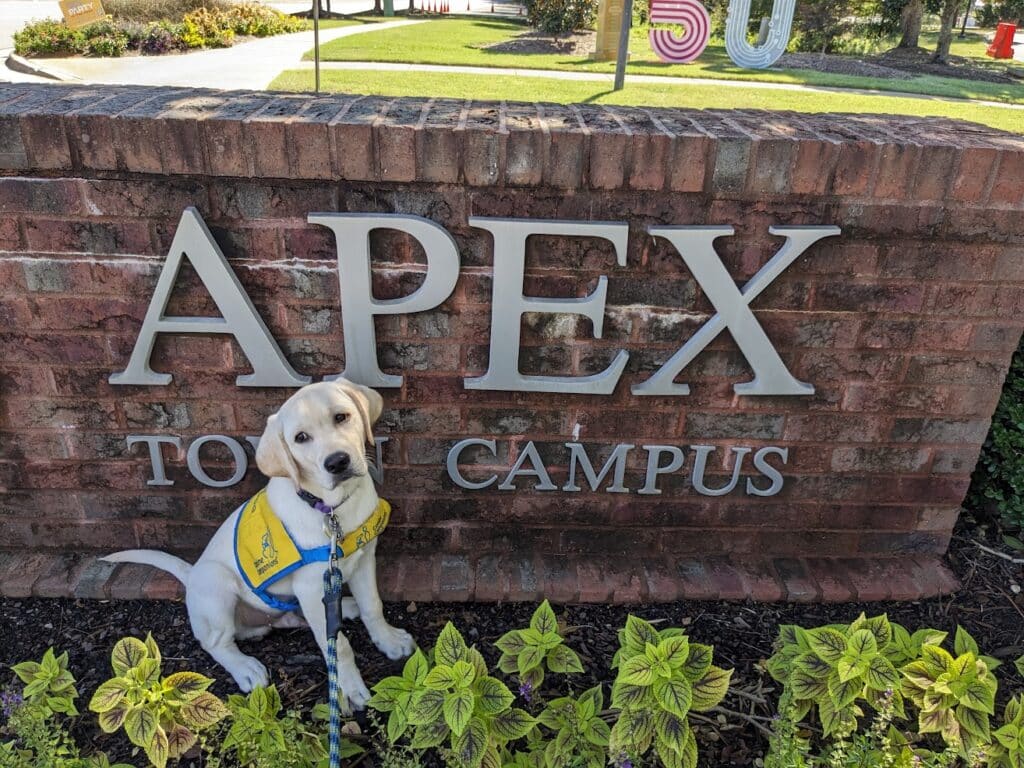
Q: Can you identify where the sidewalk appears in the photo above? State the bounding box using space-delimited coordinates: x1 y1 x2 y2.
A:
19 18 421 88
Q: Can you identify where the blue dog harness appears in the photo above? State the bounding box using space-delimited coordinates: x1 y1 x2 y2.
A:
232 489 391 612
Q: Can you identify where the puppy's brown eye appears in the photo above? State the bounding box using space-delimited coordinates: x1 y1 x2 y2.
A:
294 432 310 444
334 413 349 424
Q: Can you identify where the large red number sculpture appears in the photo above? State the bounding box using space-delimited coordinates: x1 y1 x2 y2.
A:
648 0 711 63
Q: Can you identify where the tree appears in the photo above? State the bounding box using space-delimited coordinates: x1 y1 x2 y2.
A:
898 0 924 47
932 0 961 60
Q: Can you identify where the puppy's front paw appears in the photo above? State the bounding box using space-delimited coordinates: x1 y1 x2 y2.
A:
374 626 416 660
230 656 269 692
338 672 372 713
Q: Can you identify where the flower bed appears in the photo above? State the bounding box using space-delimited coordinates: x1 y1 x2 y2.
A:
3 518 1024 768
13 3 303 58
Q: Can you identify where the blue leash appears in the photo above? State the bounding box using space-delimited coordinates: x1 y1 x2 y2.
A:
322 521 345 768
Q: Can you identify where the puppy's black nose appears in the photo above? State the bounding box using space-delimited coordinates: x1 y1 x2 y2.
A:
324 452 351 475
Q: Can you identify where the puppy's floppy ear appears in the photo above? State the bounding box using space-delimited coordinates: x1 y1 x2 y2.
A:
333 378 383 445
256 412 302 488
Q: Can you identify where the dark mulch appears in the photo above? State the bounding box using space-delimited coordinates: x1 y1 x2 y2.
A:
776 47 1022 84
481 29 596 56
872 44 1020 83
775 52 915 80
2 513 1024 766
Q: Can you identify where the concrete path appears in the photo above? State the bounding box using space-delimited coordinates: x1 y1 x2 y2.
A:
298 59 1024 111
23 17 420 88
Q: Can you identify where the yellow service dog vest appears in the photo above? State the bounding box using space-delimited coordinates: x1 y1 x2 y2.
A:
233 489 391 612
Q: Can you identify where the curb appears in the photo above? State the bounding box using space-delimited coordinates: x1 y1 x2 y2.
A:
5 53 81 82
0 552 959 604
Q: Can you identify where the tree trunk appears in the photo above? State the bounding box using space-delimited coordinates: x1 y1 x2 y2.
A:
374 0 383 13
931 0 961 62
898 0 923 48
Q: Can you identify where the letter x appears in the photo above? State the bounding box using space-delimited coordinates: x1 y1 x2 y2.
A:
633 225 840 397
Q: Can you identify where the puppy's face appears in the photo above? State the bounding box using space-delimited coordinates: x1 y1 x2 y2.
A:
256 380 383 492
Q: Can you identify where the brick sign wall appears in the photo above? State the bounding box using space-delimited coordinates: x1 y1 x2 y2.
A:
1 83 1022 602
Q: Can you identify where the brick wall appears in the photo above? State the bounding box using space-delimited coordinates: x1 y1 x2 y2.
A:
1 82 1022 602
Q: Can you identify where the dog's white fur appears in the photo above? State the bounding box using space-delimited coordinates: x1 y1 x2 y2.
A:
103 380 414 711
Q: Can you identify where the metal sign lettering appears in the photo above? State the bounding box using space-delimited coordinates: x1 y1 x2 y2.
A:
131 433 790 497
111 209 840 397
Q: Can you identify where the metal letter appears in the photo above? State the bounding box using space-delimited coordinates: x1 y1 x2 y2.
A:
691 445 750 496
447 438 499 490
638 444 686 495
634 226 840 397
370 436 387 486
110 208 309 388
127 435 182 486
747 446 788 497
724 0 797 69
186 434 248 488
498 441 557 491
309 214 460 388
563 442 632 493
465 218 630 394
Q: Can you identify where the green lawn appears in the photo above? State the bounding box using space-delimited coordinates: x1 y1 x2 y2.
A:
307 18 1024 105
270 68 1023 133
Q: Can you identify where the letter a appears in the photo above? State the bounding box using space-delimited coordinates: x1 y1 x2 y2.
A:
110 208 309 387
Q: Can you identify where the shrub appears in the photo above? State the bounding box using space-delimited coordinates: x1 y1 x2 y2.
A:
524 0 596 35
12 19 84 56
78 18 131 55
102 0 233 22
968 338 1024 532
977 0 1000 24
225 3 303 36
141 20 185 53
180 6 234 47
765 615 1006 767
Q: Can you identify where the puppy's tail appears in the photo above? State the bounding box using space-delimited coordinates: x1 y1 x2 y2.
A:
102 550 192 585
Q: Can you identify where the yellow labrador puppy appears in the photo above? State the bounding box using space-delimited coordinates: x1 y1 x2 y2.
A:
104 380 415 711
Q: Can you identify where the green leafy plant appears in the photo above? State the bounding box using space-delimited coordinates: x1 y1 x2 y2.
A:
969 339 1024 531
219 684 362 767
495 601 583 691
766 618 1005 767
900 642 997 755
991 695 1024 768
529 685 609 768
11 648 79 719
766 613 911 738
2 652 128 768
12 19 85 56
608 615 732 768
522 0 596 34
88 633 229 768
370 623 536 768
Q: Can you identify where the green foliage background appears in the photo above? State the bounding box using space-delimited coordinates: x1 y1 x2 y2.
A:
968 339 1024 532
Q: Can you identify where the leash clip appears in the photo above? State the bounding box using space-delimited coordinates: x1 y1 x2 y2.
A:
322 519 344 637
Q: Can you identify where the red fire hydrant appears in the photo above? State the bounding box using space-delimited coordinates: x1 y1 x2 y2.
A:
987 22 1017 59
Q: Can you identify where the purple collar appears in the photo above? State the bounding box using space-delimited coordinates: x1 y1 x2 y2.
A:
297 489 350 516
